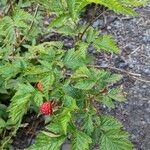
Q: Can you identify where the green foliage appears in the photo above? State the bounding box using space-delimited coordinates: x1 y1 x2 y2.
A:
72 130 92 150
64 43 89 69
120 0 148 6
100 116 133 150
100 130 133 150
8 83 35 125
82 113 94 135
28 133 66 150
89 0 147 15
0 7 34 45
0 0 146 149
93 35 120 53
93 115 133 150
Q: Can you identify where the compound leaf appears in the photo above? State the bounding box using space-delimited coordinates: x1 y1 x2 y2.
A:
72 130 92 150
28 133 66 150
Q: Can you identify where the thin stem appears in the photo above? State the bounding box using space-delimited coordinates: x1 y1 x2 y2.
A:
79 7 107 40
5 0 15 15
88 65 141 77
1 128 17 149
88 65 150 83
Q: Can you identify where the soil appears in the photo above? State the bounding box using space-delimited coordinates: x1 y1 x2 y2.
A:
12 113 45 149
12 3 150 150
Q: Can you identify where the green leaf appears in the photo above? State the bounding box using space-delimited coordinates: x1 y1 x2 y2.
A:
94 35 120 53
0 7 33 45
28 132 66 150
58 95 78 134
96 88 126 108
93 115 133 150
46 122 64 134
64 49 84 69
74 79 96 90
66 0 76 19
74 0 89 17
15 83 35 94
34 91 44 107
72 66 91 79
64 42 88 69
63 95 78 110
41 73 55 99
59 109 71 135
93 126 101 146
82 114 94 135
86 27 99 43
0 104 7 119
0 59 27 80
108 89 126 102
100 130 133 150
120 0 148 6
49 14 68 29
99 96 115 108
107 74 122 83
7 83 35 124
72 130 92 150
8 94 32 124
63 84 83 99
58 25 75 35
36 0 65 14
100 115 122 131
77 42 89 59
13 7 33 28
0 16 16 44
0 118 6 128
88 0 138 15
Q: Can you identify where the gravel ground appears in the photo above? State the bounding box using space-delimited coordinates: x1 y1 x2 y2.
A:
92 3 150 150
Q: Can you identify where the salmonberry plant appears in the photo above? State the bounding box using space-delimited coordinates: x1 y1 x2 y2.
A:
0 0 148 150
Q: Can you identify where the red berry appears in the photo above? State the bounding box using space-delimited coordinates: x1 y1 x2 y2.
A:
40 102 54 115
36 82 43 91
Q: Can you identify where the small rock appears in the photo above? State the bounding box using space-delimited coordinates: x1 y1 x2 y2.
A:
143 68 150 74
107 26 111 30
61 143 71 150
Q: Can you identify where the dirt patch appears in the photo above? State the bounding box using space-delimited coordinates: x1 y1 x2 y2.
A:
12 113 45 149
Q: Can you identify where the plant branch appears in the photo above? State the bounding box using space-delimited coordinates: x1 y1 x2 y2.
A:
1 128 17 149
79 8 107 40
5 0 15 15
88 65 150 83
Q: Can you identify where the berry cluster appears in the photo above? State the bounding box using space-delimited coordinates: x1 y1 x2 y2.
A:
40 101 55 115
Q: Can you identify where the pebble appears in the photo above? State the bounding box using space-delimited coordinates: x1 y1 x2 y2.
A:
107 26 112 30
61 144 71 150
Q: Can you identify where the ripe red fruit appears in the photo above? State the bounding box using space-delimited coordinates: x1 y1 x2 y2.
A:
40 101 55 115
36 82 43 91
